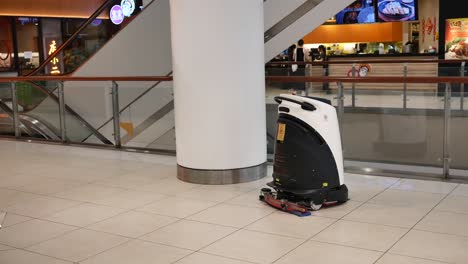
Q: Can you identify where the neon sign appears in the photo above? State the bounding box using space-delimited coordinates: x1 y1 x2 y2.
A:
110 5 124 25
121 0 135 17
48 40 61 75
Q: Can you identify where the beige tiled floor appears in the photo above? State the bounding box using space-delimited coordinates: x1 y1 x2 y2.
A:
1 141 468 263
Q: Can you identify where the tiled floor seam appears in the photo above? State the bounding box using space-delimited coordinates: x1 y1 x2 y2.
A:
431 208 468 216
0 241 78 263
1 212 138 259
386 252 452 264
134 218 186 240
190 218 273 263
0 188 90 206
412 227 468 238
68 235 132 264
371 183 457 264
339 178 404 220
30 201 130 228
0 210 87 229
74 238 187 264
238 227 313 240
0 212 31 229
85 195 173 211
176 200 228 220
12 224 81 250
335 218 412 229
306 239 386 253
272 178 403 264
0 243 13 251
258 179 404 263
173 251 261 264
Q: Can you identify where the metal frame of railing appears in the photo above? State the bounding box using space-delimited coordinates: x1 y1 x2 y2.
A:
1 74 468 179
267 59 468 111
265 74 468 180
0 76 174 155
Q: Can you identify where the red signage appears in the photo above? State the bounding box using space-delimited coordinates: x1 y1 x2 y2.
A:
445 18 468 59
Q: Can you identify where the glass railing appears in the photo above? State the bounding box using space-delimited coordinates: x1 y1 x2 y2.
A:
0 76 174 154
0 84 14 137
116 80 175 151
1 60 468 180
265 59 468 180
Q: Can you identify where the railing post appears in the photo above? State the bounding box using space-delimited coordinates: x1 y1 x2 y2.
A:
461 62 465 110
111 81 121 148
10 82 20 138
403 63 408 109
57 81 67 142
337 81 345 149
352 64 356 107
443 83 451 179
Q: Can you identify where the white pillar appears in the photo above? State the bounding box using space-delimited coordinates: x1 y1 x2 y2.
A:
170 0 267 184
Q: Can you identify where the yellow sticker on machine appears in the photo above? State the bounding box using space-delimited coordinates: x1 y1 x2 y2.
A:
277 123 286 142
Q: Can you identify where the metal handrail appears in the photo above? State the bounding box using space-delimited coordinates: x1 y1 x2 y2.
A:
266 76 468 83
264 0 322 43
266 59 468 66
0 76 173 82
26 0 115 76
0 75 466 84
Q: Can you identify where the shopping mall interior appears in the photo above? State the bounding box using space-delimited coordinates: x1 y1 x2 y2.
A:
1 0 468 263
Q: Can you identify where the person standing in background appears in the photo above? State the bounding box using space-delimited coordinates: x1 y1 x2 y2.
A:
317 45 331 94
286 44 296 91
292 39 306 95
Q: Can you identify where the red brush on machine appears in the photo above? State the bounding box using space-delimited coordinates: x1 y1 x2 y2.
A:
259 188 311 217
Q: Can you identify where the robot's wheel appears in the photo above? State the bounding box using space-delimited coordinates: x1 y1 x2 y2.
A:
310 203 322 211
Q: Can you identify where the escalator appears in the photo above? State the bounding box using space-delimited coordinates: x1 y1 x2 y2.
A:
0 0 147 143
0 100 59 140
0 0 355 149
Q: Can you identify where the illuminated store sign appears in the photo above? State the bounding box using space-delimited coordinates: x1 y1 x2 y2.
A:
48 40 61 75
121 0 135 17
110 5 124 25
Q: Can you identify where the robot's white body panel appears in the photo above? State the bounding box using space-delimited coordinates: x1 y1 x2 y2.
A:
278 94 344 185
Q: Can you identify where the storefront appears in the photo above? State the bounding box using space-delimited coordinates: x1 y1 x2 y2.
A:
298 0 440 58
0 0 143 76
268 0 455 92
0 17 119 76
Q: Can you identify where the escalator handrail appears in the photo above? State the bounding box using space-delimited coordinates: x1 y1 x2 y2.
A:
264 0 322 43
26 0 115 77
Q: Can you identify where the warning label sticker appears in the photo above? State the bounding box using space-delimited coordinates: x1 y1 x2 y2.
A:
277 123 286 142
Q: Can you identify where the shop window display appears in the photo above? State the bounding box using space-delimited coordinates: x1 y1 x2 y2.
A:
15 17 41 74
0 18 15 72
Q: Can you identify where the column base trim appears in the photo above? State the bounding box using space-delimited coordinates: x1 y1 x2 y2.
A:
177 162 268 185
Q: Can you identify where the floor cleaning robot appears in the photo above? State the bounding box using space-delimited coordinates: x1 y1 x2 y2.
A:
260 94 348 215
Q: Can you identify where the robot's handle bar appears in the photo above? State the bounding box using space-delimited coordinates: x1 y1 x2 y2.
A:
274 96 316 111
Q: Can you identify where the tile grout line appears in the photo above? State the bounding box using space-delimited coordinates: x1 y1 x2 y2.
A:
76 196 246 263
388 252 451 264
0 240 80 263
306 178 404 238
3 151 466 263
170 189 278 264
267 179 404 264
371 182 459 264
